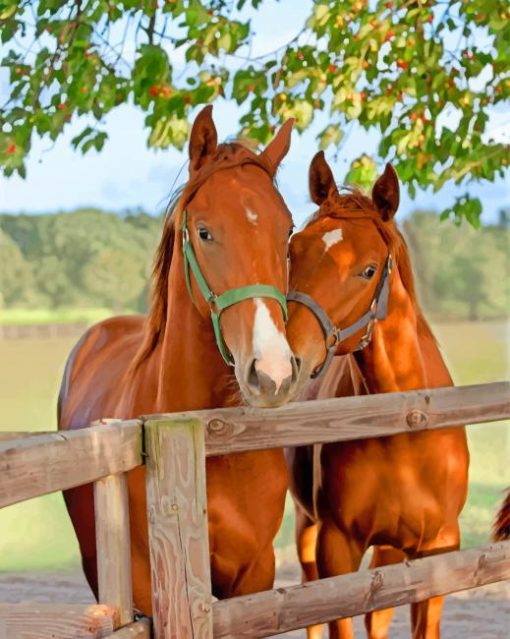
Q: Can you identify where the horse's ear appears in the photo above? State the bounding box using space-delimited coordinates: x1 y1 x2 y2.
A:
189 105 218 172
309 151 337 205
372 164 400 220
260 118 294 175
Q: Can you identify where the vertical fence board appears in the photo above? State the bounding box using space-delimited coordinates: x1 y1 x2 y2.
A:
94 473 133 625
145 418 213 639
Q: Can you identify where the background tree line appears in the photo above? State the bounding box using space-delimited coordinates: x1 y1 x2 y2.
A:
0 208 508 322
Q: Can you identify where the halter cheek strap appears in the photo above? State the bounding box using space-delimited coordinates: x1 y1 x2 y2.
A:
287 254 392 378
181 210 288 366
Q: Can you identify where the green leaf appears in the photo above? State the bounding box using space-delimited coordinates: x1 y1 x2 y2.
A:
232 67 267 104
0 0 505 203
345 155 378 190
318 124 343 150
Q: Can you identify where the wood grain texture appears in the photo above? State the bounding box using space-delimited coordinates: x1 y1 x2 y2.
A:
0 421 143 508
145 418 213 639
110 618 151 638
212 541 510 638
0 431 54 441
0 603 117 639
177 381 509 455
94 473 133 625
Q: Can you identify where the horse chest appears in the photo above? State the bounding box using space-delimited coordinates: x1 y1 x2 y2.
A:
321 438 455 544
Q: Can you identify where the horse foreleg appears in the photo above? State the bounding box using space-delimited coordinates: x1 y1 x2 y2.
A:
316 519 364 639
295 504 323 639
409 524 460 639
209 540 276 600
364 545 406 639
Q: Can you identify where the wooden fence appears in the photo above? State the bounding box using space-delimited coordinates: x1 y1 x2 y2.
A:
0 322 88 340
0 381 509 638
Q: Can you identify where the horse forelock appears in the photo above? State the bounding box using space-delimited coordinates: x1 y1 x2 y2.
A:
129 142 279 373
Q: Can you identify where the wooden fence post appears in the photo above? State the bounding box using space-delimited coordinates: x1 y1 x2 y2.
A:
145 417 213 639
94 472 133 626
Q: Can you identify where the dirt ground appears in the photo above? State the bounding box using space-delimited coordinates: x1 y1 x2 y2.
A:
0 565 508 638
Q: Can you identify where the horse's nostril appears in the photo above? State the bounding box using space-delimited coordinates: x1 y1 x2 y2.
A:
291 355 301 382
246 355 298 399
247 359 260 392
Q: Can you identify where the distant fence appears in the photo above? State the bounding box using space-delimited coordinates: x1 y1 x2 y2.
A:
0 381 509 638
0 322 88 340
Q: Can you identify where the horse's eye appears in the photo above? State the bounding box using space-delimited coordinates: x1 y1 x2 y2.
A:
361 264 377 279
198 227 213 241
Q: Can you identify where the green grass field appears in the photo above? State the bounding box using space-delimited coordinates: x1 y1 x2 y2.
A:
0 320 508 570
0 307 112 326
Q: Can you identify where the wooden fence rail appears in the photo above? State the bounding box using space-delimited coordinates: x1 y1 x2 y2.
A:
148 381 510 455
212 541 510 638
0 420 142 508
0 381 509 639
0 603 119 638
143 381 510 639
1 382 507 510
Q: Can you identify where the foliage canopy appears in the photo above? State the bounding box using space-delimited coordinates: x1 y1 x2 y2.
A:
0 0 509 224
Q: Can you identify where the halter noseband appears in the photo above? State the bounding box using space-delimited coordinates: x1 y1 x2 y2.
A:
181 210 288 366
287 254 392 378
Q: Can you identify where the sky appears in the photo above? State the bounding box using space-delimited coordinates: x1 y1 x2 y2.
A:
0 0 508 228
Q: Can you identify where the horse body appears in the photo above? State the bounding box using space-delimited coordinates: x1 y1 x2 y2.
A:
59 107 296 614
286 153 469 639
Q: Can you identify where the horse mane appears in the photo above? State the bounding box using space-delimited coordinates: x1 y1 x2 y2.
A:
129 188 181 372
493 488 510 541
311 186 436 342
129 142 274 373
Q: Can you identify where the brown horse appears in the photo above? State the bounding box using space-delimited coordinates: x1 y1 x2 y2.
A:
493 489 510 541
58 106 300 614
285 152 470 639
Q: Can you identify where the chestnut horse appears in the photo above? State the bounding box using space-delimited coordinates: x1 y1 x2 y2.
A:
58 106 300 614
285 152 470 639
493 489 510 541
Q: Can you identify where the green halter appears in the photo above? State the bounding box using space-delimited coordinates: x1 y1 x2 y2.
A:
181 210 288 366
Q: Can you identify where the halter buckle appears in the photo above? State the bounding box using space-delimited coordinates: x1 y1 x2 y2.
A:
208 293 219 315
356 317 376 351
326 330 339 350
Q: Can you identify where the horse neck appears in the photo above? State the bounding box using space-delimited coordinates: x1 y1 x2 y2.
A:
155 253 238 413
355 267 453 394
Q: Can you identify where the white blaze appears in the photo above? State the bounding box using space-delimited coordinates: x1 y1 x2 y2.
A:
252 299 292 394
322 228 343 250
246 208 258 225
